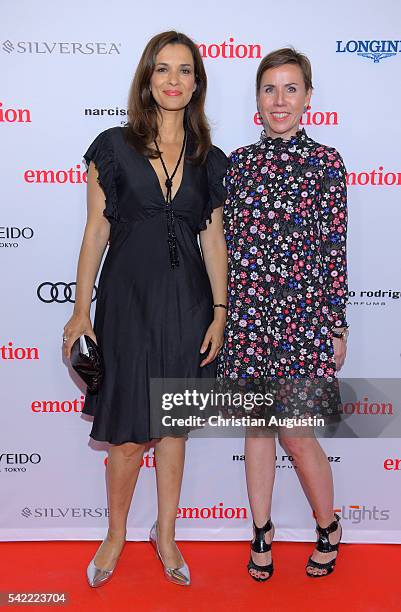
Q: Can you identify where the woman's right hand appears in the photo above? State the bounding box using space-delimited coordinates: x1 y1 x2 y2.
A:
63 314 96 359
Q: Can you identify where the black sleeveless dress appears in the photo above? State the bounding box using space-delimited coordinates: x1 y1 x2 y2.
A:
82 127 227 444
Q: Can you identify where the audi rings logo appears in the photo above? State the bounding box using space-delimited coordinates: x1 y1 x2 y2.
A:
37 282 97 304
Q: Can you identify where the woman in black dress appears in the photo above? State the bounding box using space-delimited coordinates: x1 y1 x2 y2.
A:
218 48 348 581
63 31 228 587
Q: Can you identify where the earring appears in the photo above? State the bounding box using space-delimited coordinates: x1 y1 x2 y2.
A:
303 105 308 113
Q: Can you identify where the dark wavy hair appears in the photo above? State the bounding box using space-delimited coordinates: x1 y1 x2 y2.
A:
126 31 211 164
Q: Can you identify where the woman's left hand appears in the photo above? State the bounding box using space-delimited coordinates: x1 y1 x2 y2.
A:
333 337 347 372
200 320 225 367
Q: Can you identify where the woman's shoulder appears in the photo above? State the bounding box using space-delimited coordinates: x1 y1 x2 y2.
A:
88 126 126 148
207 144 228 163
205 144 229 174
228 140 261 165
306 135 346 167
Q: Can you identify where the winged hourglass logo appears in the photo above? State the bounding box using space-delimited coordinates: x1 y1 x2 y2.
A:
357 52 396 63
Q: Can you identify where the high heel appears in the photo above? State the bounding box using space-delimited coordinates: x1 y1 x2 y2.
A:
306 513 342 578
247 518 274 582
86 537 123 588
149 521 191 586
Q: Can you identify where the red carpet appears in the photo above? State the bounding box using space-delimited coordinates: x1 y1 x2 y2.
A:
1 541 400 611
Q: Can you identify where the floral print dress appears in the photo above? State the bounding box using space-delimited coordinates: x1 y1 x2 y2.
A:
217 129 348 418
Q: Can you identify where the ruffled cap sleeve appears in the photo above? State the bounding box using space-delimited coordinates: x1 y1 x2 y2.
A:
199 145 228 231
84 130 119 222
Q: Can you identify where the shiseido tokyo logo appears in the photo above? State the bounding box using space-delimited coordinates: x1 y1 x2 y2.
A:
0 226 34 248
2 40 121 55
0 452 41 473
336 40 401 63
37 282 97 304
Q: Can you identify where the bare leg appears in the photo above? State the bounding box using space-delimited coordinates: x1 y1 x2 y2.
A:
94 441 145 570
278 428 342 576
245 431 276 580
154 436 186 568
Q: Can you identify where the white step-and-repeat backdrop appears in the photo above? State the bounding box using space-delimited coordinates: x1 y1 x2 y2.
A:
1 0 400 543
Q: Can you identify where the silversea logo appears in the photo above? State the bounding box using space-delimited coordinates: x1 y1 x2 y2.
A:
2 40 121 55
21 506 109 518
336 39 401 63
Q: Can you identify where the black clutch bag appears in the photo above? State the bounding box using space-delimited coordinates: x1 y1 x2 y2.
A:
70 335 104 393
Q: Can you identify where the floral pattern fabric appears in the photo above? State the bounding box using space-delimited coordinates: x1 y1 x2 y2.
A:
218 129 348 388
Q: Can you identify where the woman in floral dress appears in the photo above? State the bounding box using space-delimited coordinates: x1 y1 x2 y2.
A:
218 48 348 581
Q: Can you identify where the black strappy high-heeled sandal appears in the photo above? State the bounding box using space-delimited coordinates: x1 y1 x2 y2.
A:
247 518 274 582
306 513 342 578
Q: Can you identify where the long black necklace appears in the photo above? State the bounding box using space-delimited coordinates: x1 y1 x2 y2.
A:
154 132 186 269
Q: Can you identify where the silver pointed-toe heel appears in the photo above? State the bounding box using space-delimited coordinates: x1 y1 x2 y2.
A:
87 557 115 588
86 540 120 588
149 521 191 586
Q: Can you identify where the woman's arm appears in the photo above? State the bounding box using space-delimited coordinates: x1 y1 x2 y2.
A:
199 207 228 366
320 150 348 370
63 162 110 358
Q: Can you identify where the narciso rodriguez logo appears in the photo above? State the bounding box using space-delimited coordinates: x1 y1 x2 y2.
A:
336 39 401 63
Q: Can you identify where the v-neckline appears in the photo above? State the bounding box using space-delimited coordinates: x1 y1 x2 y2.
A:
146 145 187 204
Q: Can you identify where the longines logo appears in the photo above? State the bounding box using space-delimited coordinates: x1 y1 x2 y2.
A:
233 454 341 469
0 342 39 361
0 102 31 123
197 37 261 59
0 452 41 473
37 282 97 304
21 507 109 518
348 289 400 308
24 165 87 184
31 396 85 413
0 226 34 248
334 504 390 523
336 39 401 63
2 40 121 55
